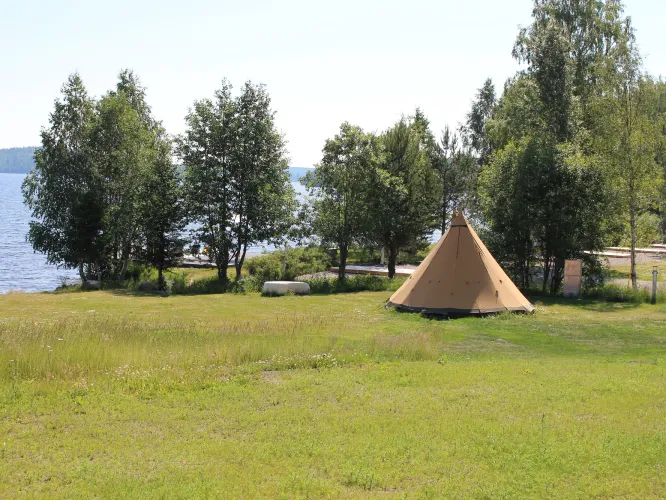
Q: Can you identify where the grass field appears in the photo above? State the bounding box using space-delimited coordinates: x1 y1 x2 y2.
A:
607 260 666 283
1 290 666 498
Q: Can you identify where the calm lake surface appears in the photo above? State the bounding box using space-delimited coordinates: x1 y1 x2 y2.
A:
0 173 78 293
0 174 307 294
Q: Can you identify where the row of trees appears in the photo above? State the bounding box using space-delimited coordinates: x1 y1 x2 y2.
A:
24 73 294 289
305 0 666 292
25 73 478 289
477 0 666 291
24 71 184 288
24 0 666 293
304 113 477 280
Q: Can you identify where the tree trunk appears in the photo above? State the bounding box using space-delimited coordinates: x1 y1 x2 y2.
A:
387 242 398 279
235 244 248 281
630 203 637 290
520 241 529 289
440 179 450 235
158 266 164 290
217 263 228 290
441 195 448 235
542 255 551 294
119 257 128 282
217 246 228 290
78 261 85 282
117 243 130 282
550 258 564 295
338 243 348 282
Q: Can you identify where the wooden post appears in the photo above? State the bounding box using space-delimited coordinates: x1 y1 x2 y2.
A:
653 266 658 305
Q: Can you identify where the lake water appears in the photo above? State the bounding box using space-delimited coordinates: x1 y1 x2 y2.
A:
0 176 439 294
0 173 79 293
0 174 308 294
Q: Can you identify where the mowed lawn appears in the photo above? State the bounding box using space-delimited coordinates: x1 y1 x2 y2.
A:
1 291 665 498
607 260 666 283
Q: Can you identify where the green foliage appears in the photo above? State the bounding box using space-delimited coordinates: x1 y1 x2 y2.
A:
480 137 607 292
593 70 666 286
246 247 332 283
504 0 666 292
138 139 185 288
514 0 630 116
305 123 381 280
461 78 496 166
179 79 296 287
477 1 641 293
91 72 159 280
304 275 405 294
22 73 98 277
487 75 542 150
23 71 182 285
434 126 479 230
368 117 440 278
624 212 662 247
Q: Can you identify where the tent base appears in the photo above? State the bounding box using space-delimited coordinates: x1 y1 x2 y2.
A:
387 301 534 317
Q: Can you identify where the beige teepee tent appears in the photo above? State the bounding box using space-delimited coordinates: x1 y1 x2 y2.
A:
388 212 534 315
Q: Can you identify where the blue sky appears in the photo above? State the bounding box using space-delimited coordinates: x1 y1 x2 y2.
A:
2 0 664 166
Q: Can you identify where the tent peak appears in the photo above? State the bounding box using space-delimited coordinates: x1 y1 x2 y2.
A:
450 212 467 227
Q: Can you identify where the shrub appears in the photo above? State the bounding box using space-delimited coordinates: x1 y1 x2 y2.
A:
590 283 666 304
124 262 151 282
246 246 332 283
346 247 380 265
305 275 405 295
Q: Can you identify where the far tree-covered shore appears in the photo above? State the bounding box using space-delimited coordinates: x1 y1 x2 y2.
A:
0 147 312 181
0 147 37 173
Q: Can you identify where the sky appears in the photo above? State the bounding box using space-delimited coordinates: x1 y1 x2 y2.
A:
2 0 665 167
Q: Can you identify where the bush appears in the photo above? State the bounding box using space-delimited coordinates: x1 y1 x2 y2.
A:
589 283 666 304
168 275 262 295
346 247 380 265
124 262 151 282
246 246 332 283
581 254 606 293
305 275 405 295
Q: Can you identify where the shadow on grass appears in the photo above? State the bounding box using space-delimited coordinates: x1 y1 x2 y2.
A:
605 269 629 280
103 288 171 298
528 294 642 312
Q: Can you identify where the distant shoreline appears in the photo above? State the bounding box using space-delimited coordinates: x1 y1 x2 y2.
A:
0 149 314 181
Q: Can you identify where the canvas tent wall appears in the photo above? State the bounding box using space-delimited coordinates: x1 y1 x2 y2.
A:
388 213 534 315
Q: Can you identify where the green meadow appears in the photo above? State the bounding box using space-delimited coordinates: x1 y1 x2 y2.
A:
1 289 666 498
607 260 666 283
